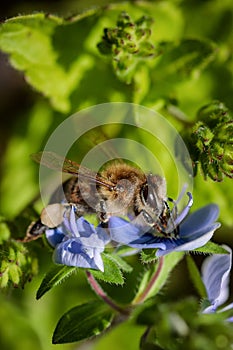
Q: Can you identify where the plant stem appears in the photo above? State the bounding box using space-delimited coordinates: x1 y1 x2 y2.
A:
133 257 164 304
86 271 130 315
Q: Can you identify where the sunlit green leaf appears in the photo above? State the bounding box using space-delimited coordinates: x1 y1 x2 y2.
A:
144 38 217 106
156 39 217 80
0 13 96 112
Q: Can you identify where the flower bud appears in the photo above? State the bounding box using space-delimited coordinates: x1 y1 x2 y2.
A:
186 101 233 181
97 11 154 83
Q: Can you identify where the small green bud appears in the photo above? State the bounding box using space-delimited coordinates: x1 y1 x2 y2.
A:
185 101 233 181
135 15 154 29
0 267 9 288
0 240 38 289
9 264 21 285
0 259 8 274
117 11 132 27
97 11 154 83
16 250 27 266
215 121 233 142
8 246 16 262
211 143 224 161
197 100 230 127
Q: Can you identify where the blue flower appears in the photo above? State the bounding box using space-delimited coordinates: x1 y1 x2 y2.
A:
108 194 220 257
45 206 110 271
202 245 233 320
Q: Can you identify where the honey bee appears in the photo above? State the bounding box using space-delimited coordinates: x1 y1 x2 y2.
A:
24 151 175 242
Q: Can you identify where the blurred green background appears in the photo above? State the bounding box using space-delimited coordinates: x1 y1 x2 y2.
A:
0 1 232 349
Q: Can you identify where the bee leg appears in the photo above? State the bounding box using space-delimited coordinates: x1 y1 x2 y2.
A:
98 199 109 226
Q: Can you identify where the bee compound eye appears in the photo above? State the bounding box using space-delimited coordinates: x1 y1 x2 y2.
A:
40 203 65 228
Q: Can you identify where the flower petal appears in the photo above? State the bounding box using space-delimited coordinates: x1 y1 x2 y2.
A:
156 227 217 257
108 217 143 244
92 249 105 272
127 234 167 250
179 204 220 238
45 226 65 247
96 225 111 245
202 245 232 310
53 239 104 271
76 217 96 237
63 206 80 237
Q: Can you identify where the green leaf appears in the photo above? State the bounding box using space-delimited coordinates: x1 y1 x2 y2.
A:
36 265 76 299
133 252 184 303
0 13 97 112
110 253 133 273
186 255 207 299
144 38 217 104
0 3 188 113
140 249 158 263
52 300 114 344
0 10 134 113
193 241 230 255
155 39 217 81
90 253 124 285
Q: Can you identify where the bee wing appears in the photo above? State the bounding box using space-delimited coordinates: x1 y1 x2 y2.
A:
31 151 114 189
31 151 85 176
85 126 123 162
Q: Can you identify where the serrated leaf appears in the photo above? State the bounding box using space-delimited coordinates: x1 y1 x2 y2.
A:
144 38 217 104
0 10 134 113
0 13 97 112
186 255 207 299
193 241 230 255
140 249 158 263
52 300 114 344
89 253 124 285
155 39 217 81
36 265 76 299
110 254 133 273
133 252 184 303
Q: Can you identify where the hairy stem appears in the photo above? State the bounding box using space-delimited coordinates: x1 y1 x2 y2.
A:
86 271 130 315
133 257 164 304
